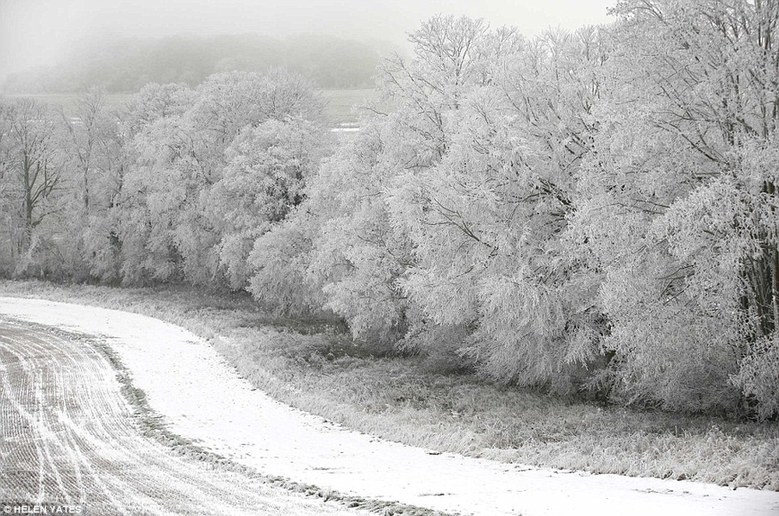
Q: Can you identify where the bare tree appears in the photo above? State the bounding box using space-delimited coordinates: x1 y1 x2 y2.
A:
61 87 109 212
6 99 63 252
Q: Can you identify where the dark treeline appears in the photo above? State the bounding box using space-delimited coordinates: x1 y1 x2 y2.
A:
2 2 779 420
3 33 391 93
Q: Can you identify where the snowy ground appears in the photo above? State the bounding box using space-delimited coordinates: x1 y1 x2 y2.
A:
0 315 364 515
1 297 777 516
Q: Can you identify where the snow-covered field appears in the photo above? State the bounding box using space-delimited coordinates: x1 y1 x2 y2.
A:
0 311 360 515
1 297 777 516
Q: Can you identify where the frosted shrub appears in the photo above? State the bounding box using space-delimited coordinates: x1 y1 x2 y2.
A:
733 335 779 419
399 307 474 373
247 215 324 315
601 261 741 412
311 207 413 348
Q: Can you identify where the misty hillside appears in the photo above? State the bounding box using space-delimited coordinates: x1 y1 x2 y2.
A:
2 34 392 93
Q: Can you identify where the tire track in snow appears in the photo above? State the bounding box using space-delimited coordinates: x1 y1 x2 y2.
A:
0 328 124 508
0 318 368 515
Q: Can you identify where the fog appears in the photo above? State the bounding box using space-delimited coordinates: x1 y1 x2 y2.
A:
0 0 615 83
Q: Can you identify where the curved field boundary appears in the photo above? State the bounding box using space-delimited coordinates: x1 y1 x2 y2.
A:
1 297 778 516
0 318 368 515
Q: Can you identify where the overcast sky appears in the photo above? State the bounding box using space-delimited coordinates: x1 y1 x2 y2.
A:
0 0 616 81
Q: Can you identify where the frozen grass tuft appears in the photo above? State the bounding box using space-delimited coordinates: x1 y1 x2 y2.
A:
3 280 778 491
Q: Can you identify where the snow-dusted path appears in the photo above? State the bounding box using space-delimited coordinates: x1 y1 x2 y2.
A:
1 297 777 516
0 313 362 515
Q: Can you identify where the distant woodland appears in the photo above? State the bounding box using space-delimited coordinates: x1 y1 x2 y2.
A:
2 3 779 420
2 34 390 92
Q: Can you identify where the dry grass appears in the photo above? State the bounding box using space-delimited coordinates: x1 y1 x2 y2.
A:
2 280 777 491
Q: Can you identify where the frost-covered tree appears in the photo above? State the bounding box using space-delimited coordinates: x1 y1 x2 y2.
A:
304 126 416 346
249 120 416 343
61 87 111 212
118 70 324 286
247 209 326 315
0 99 67 277
57 87 128 281
208 117 326 289
4 9 778 419
252 17 610 378
383 23 608 388
115 82 196 283
570 0 779 415
123 82 196 134
276 17 499 348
